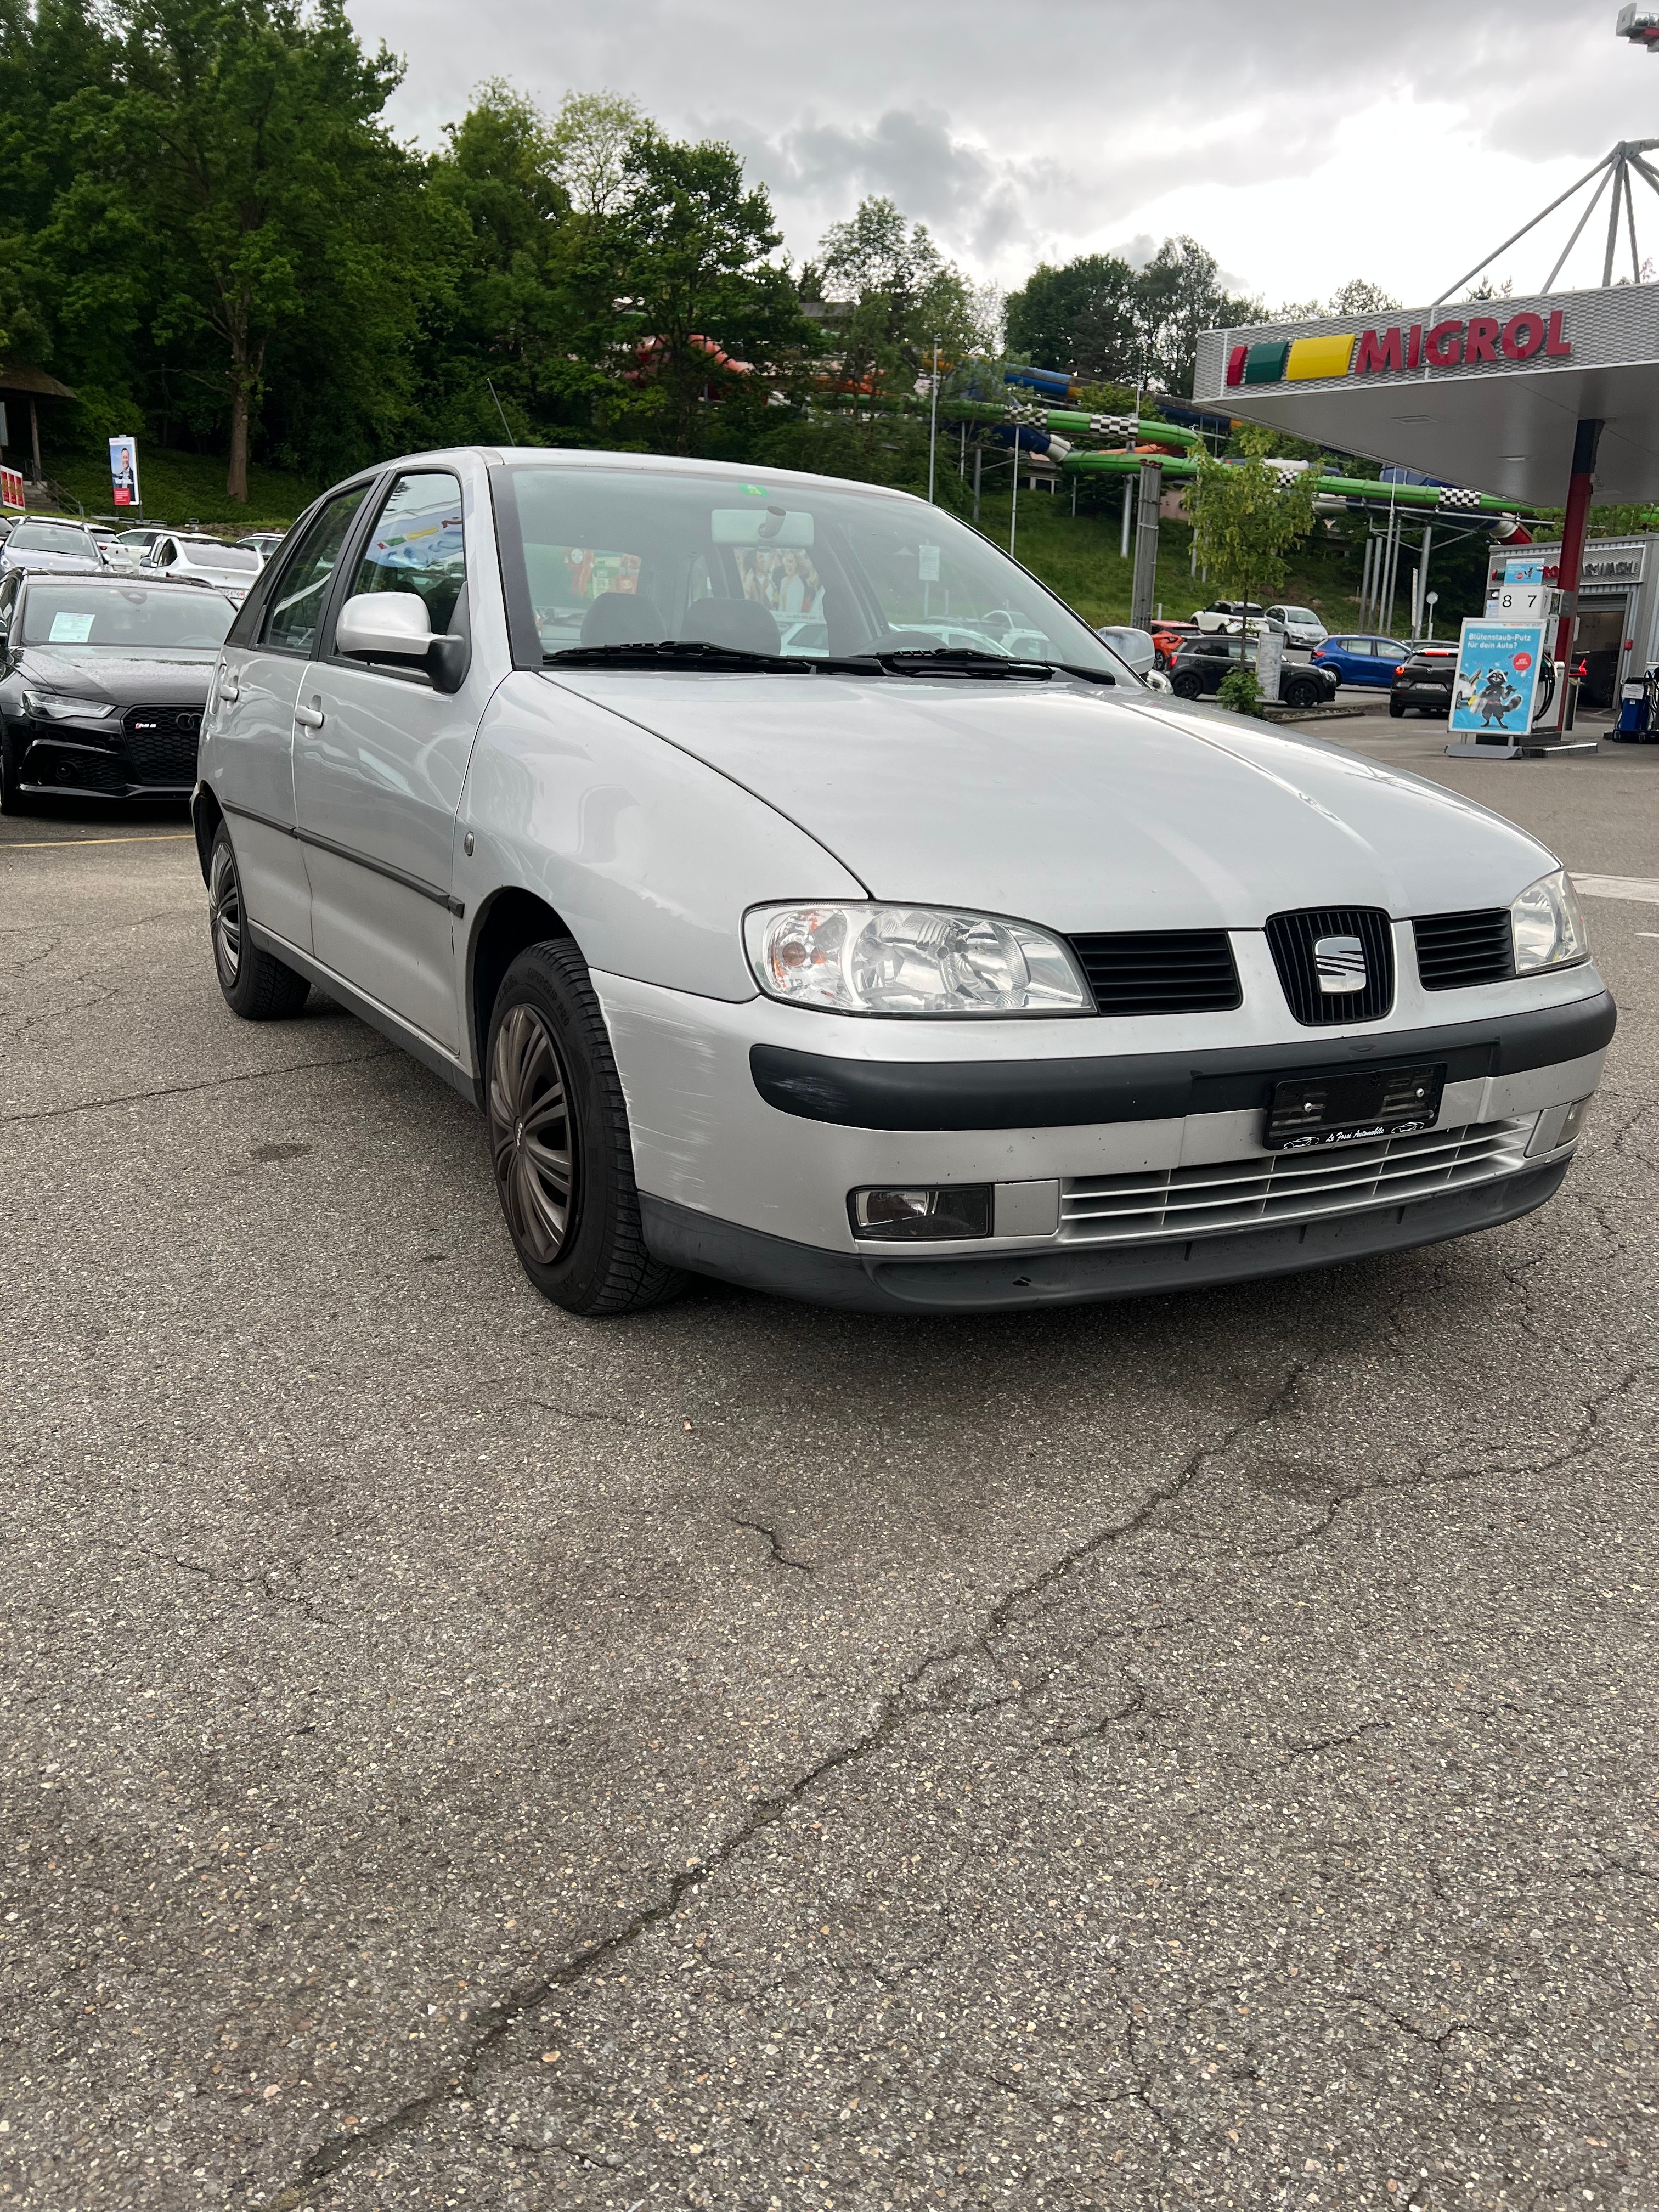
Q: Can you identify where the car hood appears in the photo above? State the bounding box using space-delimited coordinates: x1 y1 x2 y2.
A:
546 670 1559 929
5 550 99 572
12 649 216 703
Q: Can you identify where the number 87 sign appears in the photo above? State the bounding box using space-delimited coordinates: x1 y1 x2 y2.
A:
1449 619 1548 737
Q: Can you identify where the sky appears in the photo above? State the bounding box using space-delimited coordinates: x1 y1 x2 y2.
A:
346 0 1659 313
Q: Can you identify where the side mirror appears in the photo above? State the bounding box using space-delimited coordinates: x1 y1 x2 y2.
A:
335 591 467 694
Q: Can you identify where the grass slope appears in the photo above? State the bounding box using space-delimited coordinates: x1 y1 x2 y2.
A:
40 444 318 529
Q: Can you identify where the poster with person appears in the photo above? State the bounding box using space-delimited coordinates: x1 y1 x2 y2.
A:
108 435 140 510
1449 619 1547 738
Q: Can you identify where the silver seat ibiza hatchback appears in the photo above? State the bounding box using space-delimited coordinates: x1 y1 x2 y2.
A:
193 447 1613 1316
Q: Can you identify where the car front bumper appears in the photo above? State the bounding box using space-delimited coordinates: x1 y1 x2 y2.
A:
596 954 1615 1314
10 722 199 800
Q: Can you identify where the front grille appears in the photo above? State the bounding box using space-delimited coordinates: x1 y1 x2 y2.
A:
1413 908 1514 990
121 703 202 786
1060 1117 1534 1245
1266 906 1394 1024
1067 930 1241 1015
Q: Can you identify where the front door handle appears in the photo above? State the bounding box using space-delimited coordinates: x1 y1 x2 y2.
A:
294 701 325 730
218 679 239 704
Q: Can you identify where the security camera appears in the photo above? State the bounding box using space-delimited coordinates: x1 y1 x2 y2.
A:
1617 4 1659 47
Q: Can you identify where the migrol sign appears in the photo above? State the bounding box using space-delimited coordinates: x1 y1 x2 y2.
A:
1226 310 1573 390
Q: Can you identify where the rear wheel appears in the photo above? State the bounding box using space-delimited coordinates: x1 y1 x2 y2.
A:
486 939 685 1317
207 822 309 1019
1284 680 1319 711
1388 699 1405 719
1171 672 1202 699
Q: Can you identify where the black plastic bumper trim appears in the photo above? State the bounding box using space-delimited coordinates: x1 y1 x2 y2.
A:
641 1158 1572 1313
748 990 1615 1132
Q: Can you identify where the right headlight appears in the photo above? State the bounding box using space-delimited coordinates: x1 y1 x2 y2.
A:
1510 867 1589 973
744 903 1092 1015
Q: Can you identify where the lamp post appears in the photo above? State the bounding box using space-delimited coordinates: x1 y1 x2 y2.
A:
926 336 939 506
1425 590 1438 640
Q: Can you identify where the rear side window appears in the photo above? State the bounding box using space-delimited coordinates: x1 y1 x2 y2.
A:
262 486 371 655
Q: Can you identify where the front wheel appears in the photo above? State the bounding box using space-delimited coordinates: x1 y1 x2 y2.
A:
207 822 309 1019
486 939 685 1317
1284 681 1319 711
1171 672 1202 699
0 728 29 814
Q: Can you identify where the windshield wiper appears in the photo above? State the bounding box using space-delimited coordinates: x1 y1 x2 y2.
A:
544 639 884 675
877 646 1063 680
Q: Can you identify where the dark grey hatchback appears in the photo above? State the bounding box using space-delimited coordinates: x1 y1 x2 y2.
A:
0 570 236 810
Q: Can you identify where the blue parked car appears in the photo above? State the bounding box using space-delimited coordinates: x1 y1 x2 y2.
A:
1311 634 1409 688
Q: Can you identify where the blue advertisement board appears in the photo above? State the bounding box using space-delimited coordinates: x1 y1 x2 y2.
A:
1449 619 1547 736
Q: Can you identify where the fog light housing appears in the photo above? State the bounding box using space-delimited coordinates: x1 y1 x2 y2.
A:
1558 1095 1593 1145
849 1184 993 1240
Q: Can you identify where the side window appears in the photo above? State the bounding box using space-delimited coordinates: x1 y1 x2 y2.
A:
0 574 19 637
262 487 370 655
337 472 466 641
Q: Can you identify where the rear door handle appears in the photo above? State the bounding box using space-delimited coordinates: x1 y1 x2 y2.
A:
294 701 325 729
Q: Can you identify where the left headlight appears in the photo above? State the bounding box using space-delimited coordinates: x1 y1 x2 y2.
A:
745 904 1092 1015
1510 867 1589 973
21 690 119 724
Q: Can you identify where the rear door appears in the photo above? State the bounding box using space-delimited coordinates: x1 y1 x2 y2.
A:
292 467 489 1054
208 484 373 952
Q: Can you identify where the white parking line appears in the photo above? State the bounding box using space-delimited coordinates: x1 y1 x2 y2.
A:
1571 873 1659 905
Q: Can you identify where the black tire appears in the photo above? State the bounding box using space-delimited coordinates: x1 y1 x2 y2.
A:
1285 681 1319 711
485 939 686 1318
1171 672 1202 699
1388 699 1405 719
207 821 309 1020
0 727 30 814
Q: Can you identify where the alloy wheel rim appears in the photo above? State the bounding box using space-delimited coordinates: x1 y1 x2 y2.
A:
209 839 242 986
489 1004 575 1265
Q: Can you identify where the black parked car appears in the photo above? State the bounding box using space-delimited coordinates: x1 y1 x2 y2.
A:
0 569 236 810
1168 635 1340 711
1389 645 1458 718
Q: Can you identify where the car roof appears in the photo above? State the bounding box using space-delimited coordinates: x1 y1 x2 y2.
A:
19 566 215 589
354 442 936 508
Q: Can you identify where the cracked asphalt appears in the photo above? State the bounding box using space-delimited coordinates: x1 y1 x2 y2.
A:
1 732 1655 2212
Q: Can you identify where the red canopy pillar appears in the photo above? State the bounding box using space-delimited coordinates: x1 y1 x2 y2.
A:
1551 417 1602 729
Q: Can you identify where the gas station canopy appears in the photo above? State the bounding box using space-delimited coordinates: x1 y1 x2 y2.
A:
1193 279 1659 506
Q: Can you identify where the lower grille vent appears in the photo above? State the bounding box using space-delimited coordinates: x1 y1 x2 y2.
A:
1266 906 1395 1025
1066 930 1240 1015
1413 908 1514 990
1060 1118 1534 1245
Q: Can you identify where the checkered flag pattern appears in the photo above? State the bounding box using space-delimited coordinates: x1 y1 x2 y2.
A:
1436 486 1483 510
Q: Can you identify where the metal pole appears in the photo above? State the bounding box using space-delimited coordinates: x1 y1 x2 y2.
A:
1544 162 1617 292
1130 460 1161 630
1625 160 1643 283
1360 533 1376 628
1434 150 1613 303
1603 158 1626 287
1417 524 1432 637
29 397 40 484
1553 417 1602 731
927 337 939 506
1009 435 1019 557
1120 478 1132 560
972 442 982 527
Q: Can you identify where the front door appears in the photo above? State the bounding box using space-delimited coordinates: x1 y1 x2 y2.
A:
213 484 373 952
292 469 487 1055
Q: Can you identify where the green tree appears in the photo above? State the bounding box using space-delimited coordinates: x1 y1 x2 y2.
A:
546 88 644 219
97 0 419 500
1005 253 1138 377
1189 430 1318 617
617 129 804 454
819 196 987 394
1135 236 1262 397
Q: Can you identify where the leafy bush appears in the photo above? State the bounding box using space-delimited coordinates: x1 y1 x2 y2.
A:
1216 666 1263 716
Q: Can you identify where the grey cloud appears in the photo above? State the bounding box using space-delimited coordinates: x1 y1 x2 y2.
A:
349 0 1654 287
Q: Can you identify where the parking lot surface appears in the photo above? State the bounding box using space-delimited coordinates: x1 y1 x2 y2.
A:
1 730 1655 2211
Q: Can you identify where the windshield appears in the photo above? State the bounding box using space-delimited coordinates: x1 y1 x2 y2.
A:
496 463 1124 676
1279 606 1318 623
12 522 92 554
182 541 259 572
20 584 236 651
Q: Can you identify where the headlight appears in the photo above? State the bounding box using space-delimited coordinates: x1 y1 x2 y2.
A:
21 690 118 723
744 903 1091 1015
1510 867 1589 973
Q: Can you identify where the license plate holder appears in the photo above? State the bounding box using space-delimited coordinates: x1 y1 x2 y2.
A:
1265 1062 1446 1151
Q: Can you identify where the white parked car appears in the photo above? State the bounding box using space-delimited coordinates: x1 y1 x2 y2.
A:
144 532 261 605
194 447 1613 1316
1265 602 1329 648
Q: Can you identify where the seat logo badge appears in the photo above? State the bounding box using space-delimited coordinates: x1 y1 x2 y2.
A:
1314 934 1368 993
